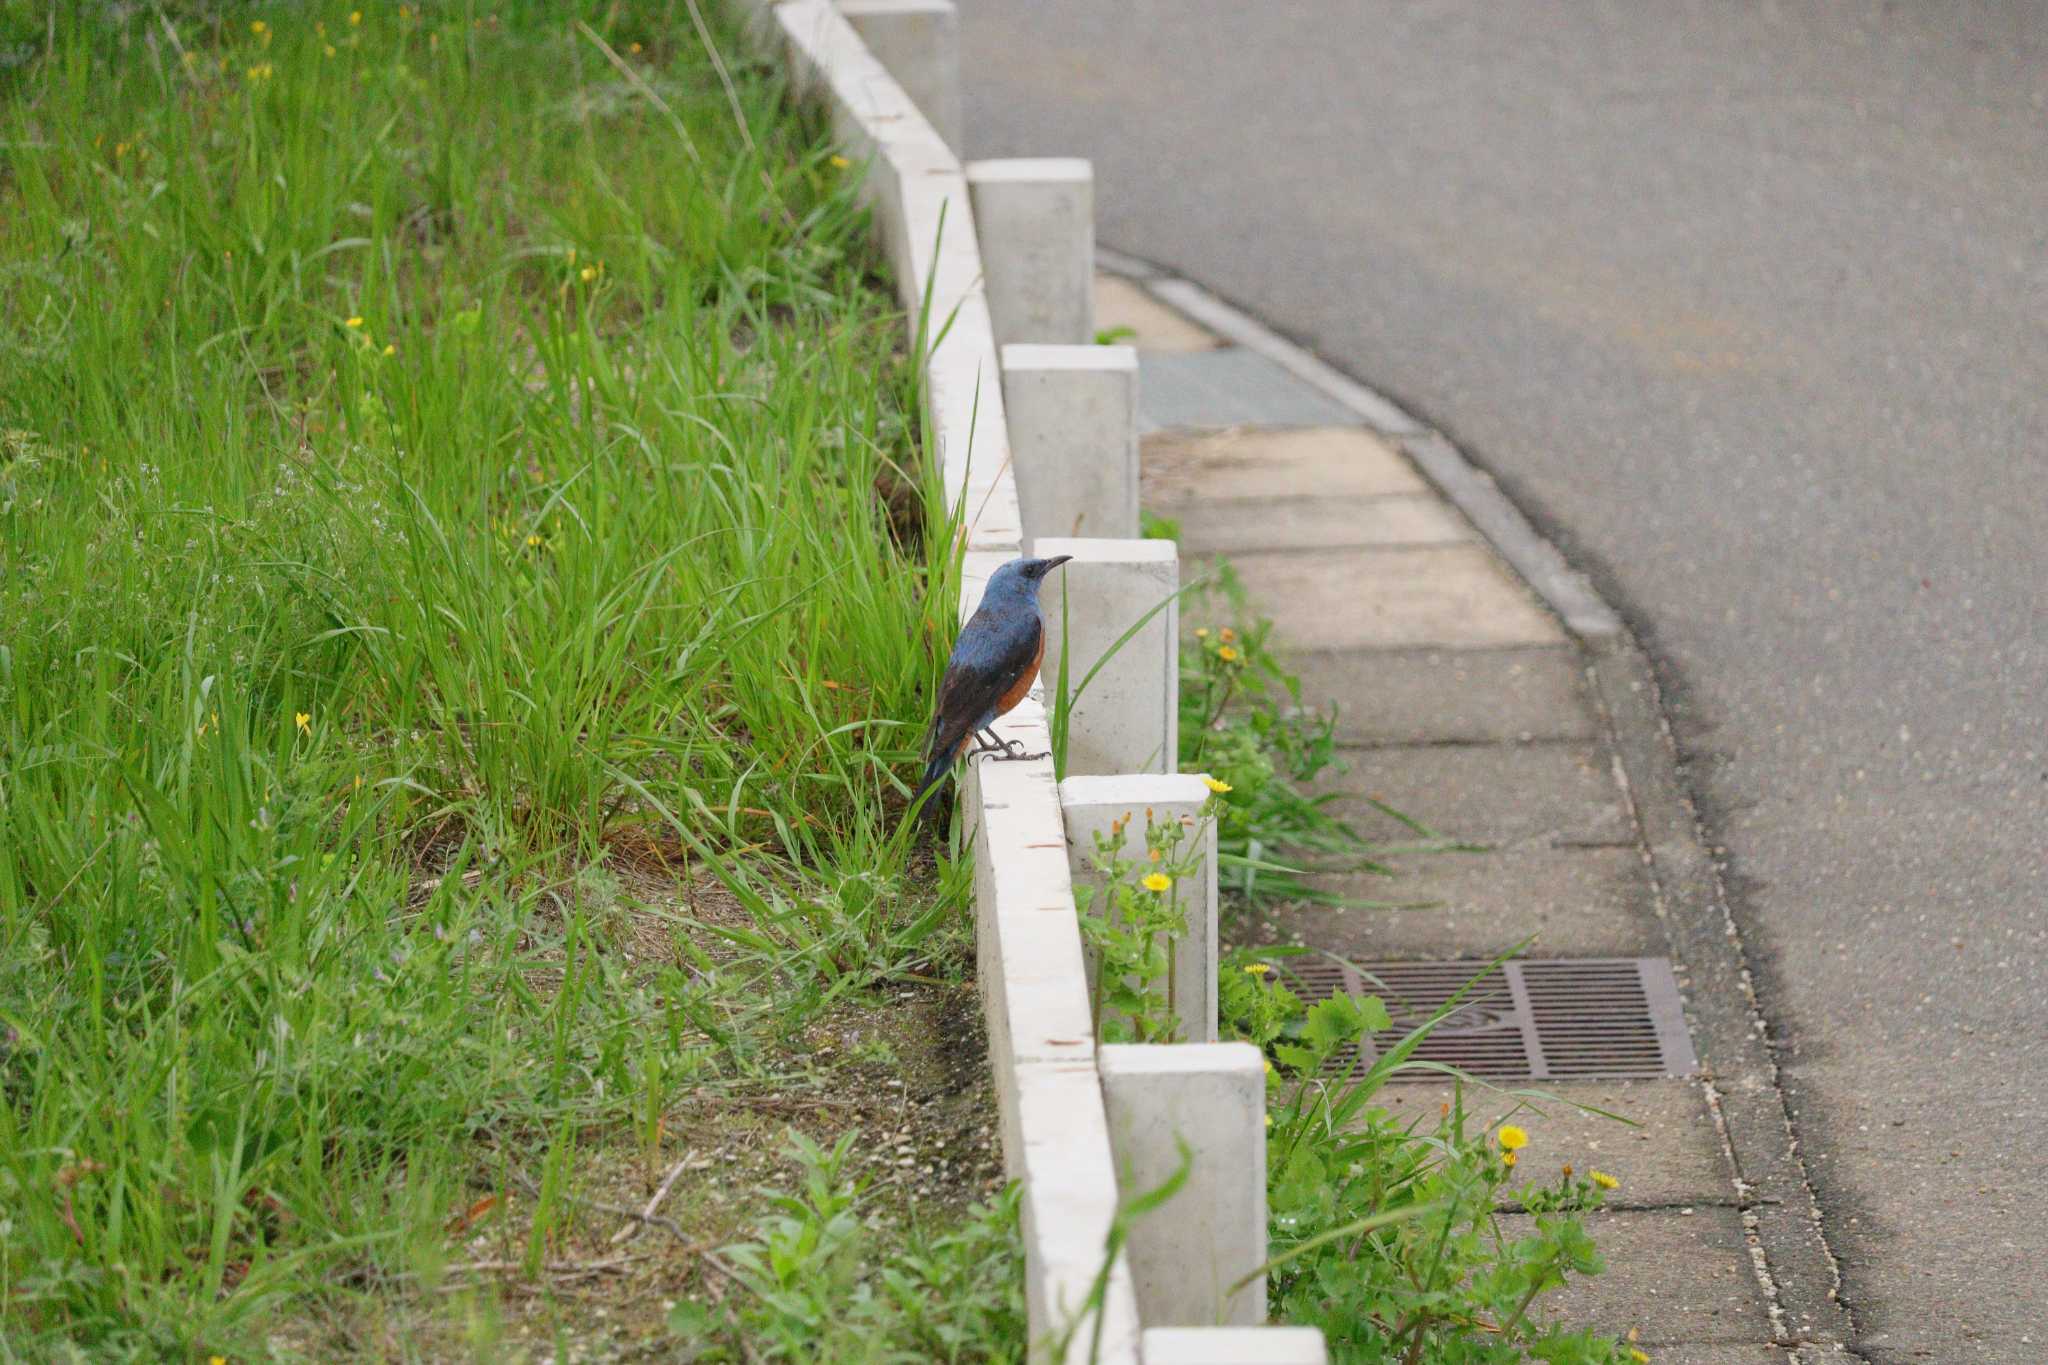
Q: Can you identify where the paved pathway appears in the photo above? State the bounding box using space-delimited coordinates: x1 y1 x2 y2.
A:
1106 272 1787 1362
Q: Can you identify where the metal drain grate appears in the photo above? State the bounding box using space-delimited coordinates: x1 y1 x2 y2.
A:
1272 958 1697 1082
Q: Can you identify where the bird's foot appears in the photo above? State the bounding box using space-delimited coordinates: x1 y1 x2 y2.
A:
989 739 1045 762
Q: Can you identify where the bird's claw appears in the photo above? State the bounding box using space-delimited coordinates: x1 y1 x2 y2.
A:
991 742 1046 762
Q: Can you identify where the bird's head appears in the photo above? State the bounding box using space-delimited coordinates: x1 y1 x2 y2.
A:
1018 554 1073 582
986 553 1073 598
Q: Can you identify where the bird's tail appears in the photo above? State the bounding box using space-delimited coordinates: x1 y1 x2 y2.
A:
908 751 953 822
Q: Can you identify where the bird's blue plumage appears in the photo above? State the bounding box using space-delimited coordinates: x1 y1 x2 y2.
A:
911 555 1072 813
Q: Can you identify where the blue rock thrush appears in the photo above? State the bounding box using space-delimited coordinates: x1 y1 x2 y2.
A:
911 554 1073 812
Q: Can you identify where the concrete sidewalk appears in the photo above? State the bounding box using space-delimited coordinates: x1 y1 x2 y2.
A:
1104 269 1817 1364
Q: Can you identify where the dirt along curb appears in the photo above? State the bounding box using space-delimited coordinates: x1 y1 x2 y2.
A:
1100 256 1863 1362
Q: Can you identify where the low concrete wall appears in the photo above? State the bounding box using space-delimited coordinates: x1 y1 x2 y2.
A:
735 5 1325 1359
736 5 1138 1358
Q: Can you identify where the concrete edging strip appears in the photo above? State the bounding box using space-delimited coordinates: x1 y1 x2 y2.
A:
734 3 1140 1358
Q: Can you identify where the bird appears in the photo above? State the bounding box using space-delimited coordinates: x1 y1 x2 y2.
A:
910 553 1074 814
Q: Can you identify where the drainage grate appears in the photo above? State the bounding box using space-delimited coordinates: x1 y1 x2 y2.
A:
1272 958 1697 1083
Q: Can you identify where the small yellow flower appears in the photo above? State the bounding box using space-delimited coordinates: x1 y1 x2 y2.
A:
628 41 643 54
1141 872 1171 893
381 343 395 356
250 20 269 41
1202 776 1233 794
324 44 337 57
1217 645 1240 663
345 316 364 329
1243 962 1271 975
579 264 600 282
294 711 311 735
526 533 543 548
1193 627 1210 638
1264 1113 1273 1128
1219 627 1237 643
211 1357 228 1365
1629 1352 1650 1364
829 154 851 169
245 63 274 82
1501 1151 1517 1168
1497 1124 1529 1151
1590 1170 1620 1191
349 10 362 25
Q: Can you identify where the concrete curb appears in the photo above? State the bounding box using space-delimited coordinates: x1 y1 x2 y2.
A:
735 5 1138 1358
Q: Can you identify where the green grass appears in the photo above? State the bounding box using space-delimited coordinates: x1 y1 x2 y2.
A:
0 4 985 1356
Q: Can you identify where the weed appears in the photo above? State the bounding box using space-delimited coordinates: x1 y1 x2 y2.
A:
673 1130 1027 1363
0 3 976 1353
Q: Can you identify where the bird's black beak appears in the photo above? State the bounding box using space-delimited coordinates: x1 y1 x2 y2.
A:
1043 555 1073 573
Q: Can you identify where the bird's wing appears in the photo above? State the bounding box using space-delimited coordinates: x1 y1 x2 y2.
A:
924 609 1042 763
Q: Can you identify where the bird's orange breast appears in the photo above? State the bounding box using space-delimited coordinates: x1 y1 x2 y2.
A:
992 625 1045 717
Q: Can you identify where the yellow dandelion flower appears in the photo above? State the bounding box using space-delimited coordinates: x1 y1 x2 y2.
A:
211 1357 228 1365
245 63 274 82
294 711 311 735
1202 776 1233 794
1590 1170 1619 1190
1501 1151 1517 1168
1217 645 1240 663
345 316 364 329
829 154 851 169
1141 872 1171 893
349 10 362 25
1629 1352 1650 1364
381 343 395 356
1193 627 1210 638
250 20 269 38
1497 1124 1529 1151
1243 962 1271 975
579 265 599 282
526 534 543 548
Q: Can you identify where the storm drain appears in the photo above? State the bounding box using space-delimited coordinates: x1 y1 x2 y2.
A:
1273 957 1697 1082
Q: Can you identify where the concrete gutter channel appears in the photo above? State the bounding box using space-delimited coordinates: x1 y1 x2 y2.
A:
740 3 1855 1361
1099 264 1863 1361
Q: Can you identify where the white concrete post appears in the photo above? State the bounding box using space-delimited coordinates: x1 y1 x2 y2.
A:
1099 1044 1269 1328
837 1 963 151
1141 1328 1329 1364
1034 537 1178 777
965 158 1094 345
1060 774 1218 1045
1003 343 1140 542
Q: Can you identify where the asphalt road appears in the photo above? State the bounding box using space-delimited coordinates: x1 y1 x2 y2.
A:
956 3 2048 1358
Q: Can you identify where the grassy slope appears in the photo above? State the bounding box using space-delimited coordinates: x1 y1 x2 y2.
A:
0 4 1004 1359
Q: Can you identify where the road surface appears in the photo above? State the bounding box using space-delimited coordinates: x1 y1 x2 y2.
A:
956 3 2048 1359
